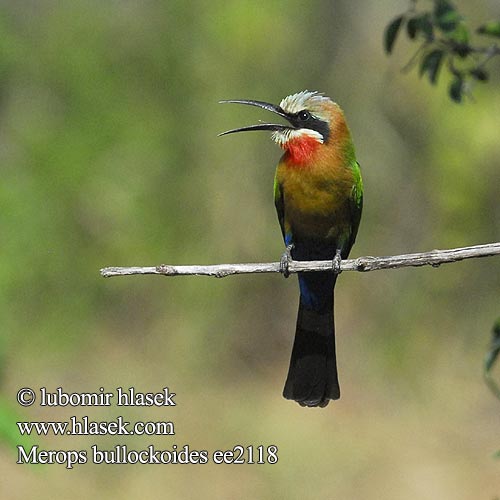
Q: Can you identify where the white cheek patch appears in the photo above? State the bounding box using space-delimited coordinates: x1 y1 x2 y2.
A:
271 128 324 148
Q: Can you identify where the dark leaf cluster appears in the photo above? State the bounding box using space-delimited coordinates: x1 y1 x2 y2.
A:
484 318 500 395
385 0 500 103
484 317 500 460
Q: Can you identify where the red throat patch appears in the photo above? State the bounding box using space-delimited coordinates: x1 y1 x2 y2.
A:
284 136 321 166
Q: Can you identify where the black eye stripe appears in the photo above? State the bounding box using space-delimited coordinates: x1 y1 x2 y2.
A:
289 111 330 142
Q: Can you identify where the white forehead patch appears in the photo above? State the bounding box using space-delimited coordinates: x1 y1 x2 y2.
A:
271 128 323 148
279 90 331 115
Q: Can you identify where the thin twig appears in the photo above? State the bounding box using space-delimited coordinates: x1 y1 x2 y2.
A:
100 242 500 278
475 43 500 70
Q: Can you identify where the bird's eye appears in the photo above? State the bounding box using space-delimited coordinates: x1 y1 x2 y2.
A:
298 110 311 121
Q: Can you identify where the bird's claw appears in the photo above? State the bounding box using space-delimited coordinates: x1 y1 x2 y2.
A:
280 244 294 278
332 249 342 275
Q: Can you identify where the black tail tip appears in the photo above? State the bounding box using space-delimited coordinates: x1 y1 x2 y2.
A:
283 387 340 408
299 398 331 408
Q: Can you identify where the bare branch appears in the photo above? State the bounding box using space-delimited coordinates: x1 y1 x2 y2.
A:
100 242 500 278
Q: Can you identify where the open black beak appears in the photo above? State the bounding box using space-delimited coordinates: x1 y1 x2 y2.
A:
218 99 292 136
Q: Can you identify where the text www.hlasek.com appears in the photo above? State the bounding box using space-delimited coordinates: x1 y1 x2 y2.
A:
15 386 279 468
17 416 174 436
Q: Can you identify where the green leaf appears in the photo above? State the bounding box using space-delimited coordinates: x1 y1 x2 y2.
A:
407 14 434 41
434 0 461 32
450 22 471 58
453 45 471 58
419 49 445 84
494 318 500 335
434 0 456 19
484 318 500 401
407 18 419 39
477 20 500 38
449 75 464 102
438 11 461 32
418 14 435 41
385 15 404 54
451 21 469 44
470 68 489 82
485 318 500 373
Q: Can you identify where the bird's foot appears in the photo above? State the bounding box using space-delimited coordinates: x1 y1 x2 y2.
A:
279 244 294 278
332 249 342 275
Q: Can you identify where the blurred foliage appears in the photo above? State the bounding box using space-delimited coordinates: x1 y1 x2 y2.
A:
385 0 500 102
485 317 500 460
0 1 499 499
0 396 32 451
485 317 500 400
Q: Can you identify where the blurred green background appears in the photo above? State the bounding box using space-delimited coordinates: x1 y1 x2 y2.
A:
1 0 499 498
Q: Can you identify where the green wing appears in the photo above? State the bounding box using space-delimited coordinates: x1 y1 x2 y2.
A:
348 161 363 251
274 172 286 241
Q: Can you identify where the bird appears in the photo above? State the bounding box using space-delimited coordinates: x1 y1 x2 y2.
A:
219 90 363 407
